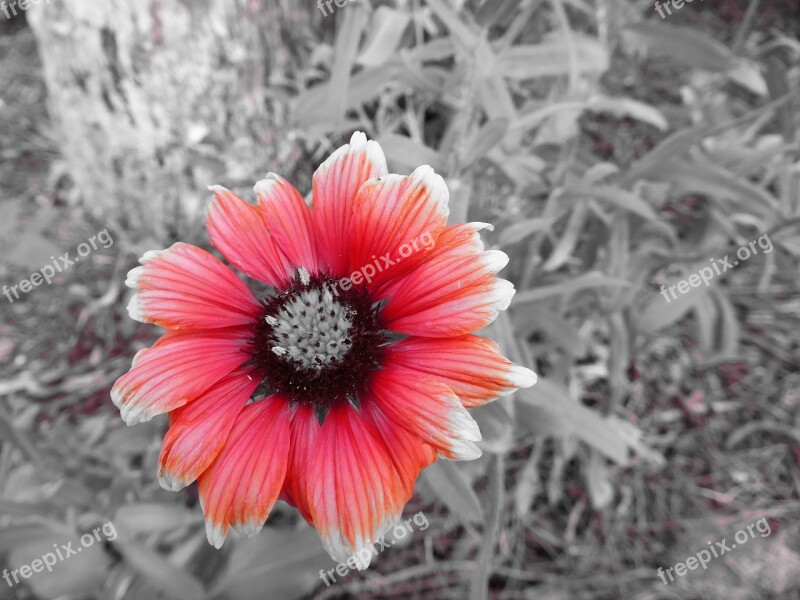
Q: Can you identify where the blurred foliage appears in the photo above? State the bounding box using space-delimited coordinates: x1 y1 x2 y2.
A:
1 0 800 599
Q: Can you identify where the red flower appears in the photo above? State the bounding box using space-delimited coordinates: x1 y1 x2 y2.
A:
112 133 536 564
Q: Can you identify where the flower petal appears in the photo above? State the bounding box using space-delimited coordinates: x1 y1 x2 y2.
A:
348 166 449 294
280 404 321 524
111 327 251 425
207 185 294 286
383 335 537 408
377 222 493 299
255 173 320 274
126 242 261 330
198 396 291 548
368 369 482 461
360 395 438 493
312 131 388 274
158 370 259 491
381 251 515 337
306 402 406 565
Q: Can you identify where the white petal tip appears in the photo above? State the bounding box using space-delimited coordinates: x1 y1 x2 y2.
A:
483 250 510 273
449 439 483 461
349 131 368 147
240 520 264 538
492 279 516 311
253 177 277 199
508 365 537 389
205 522 227 549
125 266 144 288
158 472 188 492
139 249 164 264
469 221 495 232
452 410 482 442
126 293 145 322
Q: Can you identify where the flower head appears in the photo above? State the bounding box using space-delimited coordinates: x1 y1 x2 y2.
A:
112 132 536 564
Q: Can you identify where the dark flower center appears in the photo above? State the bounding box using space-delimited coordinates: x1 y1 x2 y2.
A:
248 269 386 409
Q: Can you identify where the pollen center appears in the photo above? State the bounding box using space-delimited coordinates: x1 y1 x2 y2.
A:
249 270 386 406
267 289 354 370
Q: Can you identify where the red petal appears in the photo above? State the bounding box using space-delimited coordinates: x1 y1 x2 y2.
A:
125 243 261 330
255 174 320 274
111 327 251 425
158 370 259 491
280 404 321 524
312 132 387 274
198 397 291 547
348 166 449 294
306 402 407 564
382 251 515 337
383 335 536 407
207 186 293 286
368 369 482 461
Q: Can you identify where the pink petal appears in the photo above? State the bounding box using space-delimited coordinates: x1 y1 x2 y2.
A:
126 243 261 330
158 370 259 491
383 335 536 407
348 166 449 294
382 251 515 337
207 186 293 286
306 402 406 565
368 369 482 461
312 132 387 274
111 327 252 425
255 173 320 274
199 397 291 547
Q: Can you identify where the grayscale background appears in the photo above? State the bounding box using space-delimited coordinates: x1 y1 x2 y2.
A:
1 0 799 598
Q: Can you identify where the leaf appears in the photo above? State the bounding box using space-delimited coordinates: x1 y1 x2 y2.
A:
522 305 586 356
565 185 659 221
623 22 734 72
209 527 330 600
694 293 718 353
513 271 631 307
622 124 713 185
542 199 588 271
6 232 63 271
10 527 112 599
0 524 54 552
711 287 741 357
635 276 709 333
516 380 630 464
650 159 779 218
461 118 510 167
422 460 484 525
425 0 480 53
114 535 206 600
498 217 554 247
497 35 608 79
292 3 368 127
471 400 515 454
357 7 411 67
586 451 614 509
115 503 201 535
727 59 768 96
0 200 23 239
587 96 669 131
377 134 445 173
